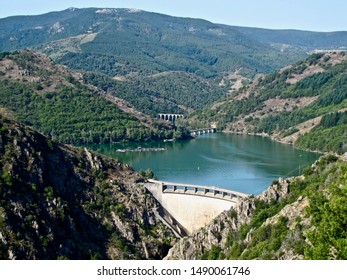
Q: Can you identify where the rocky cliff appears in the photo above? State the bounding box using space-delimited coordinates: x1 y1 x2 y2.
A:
0 116 176 259
165 178 290 259
1 115 346 260
165 156 347 260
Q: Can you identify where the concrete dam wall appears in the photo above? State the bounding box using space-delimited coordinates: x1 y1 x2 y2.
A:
145 180 247 234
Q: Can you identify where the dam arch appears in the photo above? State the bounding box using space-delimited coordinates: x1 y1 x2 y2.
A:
145 180 248 235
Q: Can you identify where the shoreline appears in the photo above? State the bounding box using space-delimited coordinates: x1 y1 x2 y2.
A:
221 130 327 155
116 147 167 153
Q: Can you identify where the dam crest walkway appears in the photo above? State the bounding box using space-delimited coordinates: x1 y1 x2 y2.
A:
148 179 248 203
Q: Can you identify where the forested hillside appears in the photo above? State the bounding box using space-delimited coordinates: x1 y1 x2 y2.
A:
0 8 305 76
0 7 321 115
83 71 225 116
189 52 347 154
0 116 176 259
166 154 347 260
232 26 347 51
0 50 186 144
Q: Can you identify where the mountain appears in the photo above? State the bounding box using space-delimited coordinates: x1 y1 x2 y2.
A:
1 7 347 261
2 8 346 115
0 116 176 259
2 114 346 260
0 50 188 144
232 26 347 52
189 52 347 154
0 8 307 76
166 154 347 260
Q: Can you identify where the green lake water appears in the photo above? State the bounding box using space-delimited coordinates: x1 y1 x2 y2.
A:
85 133 320 194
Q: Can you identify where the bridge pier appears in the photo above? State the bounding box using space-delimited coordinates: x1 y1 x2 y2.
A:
190 128 216 137
157 113 184 123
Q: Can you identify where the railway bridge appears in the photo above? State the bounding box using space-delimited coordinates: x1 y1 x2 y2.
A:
157 113 184 123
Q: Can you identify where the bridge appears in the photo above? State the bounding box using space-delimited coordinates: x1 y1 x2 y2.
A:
145 180 248 235
190 128 216 136
157 113 184 123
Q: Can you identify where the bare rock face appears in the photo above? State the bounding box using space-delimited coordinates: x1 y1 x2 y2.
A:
265 196 309 229
258 177 289 203
164 196 255 260
165 178 291 260
84 147 103 170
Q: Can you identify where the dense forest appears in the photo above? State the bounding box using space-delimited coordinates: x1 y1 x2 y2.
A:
0 8 306 76
295 112 347 153
83 71 226 116
0 7 315 115
1 8 347 121
0 51 190 144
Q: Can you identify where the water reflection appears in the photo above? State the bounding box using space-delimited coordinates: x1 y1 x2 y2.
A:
84 133 320 194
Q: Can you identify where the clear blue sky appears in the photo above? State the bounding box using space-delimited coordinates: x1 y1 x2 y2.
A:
1 0 346 32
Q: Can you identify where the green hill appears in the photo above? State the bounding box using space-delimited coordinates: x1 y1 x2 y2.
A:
1 8 346 115
0 50 183 144
0 8 306 76
232 26 347 51
0 8 317 115
166 154 347 260
188 52 347 154
0 116 176 259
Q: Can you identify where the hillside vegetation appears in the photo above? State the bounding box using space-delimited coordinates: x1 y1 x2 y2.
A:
0 116 176 259
0 8 315 115
2 8 347 116
0 8 306 77
0 50 189 144
82 70 225 116
166 154 347 260
232 26 347 52
189 52 347 154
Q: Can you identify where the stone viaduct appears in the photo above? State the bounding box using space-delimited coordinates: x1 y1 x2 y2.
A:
157 113 184 123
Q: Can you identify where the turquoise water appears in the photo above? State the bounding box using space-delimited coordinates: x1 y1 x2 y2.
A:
85 133 320 194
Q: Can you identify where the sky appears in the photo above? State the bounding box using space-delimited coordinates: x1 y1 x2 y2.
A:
0 0 346 32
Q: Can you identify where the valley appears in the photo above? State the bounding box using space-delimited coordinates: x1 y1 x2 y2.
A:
189 52 347 154
0 7 346 261
3 7 345 116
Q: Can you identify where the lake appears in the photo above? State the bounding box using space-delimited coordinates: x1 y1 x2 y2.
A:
85 133 320 194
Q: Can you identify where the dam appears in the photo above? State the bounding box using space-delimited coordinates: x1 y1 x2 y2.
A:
145 179 248 235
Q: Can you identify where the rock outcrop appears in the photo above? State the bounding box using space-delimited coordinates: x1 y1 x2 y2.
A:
0 116 176 259
165 178 292 260
166 154 347 260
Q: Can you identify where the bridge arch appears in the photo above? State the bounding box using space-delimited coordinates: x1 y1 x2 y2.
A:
157 113 184 123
